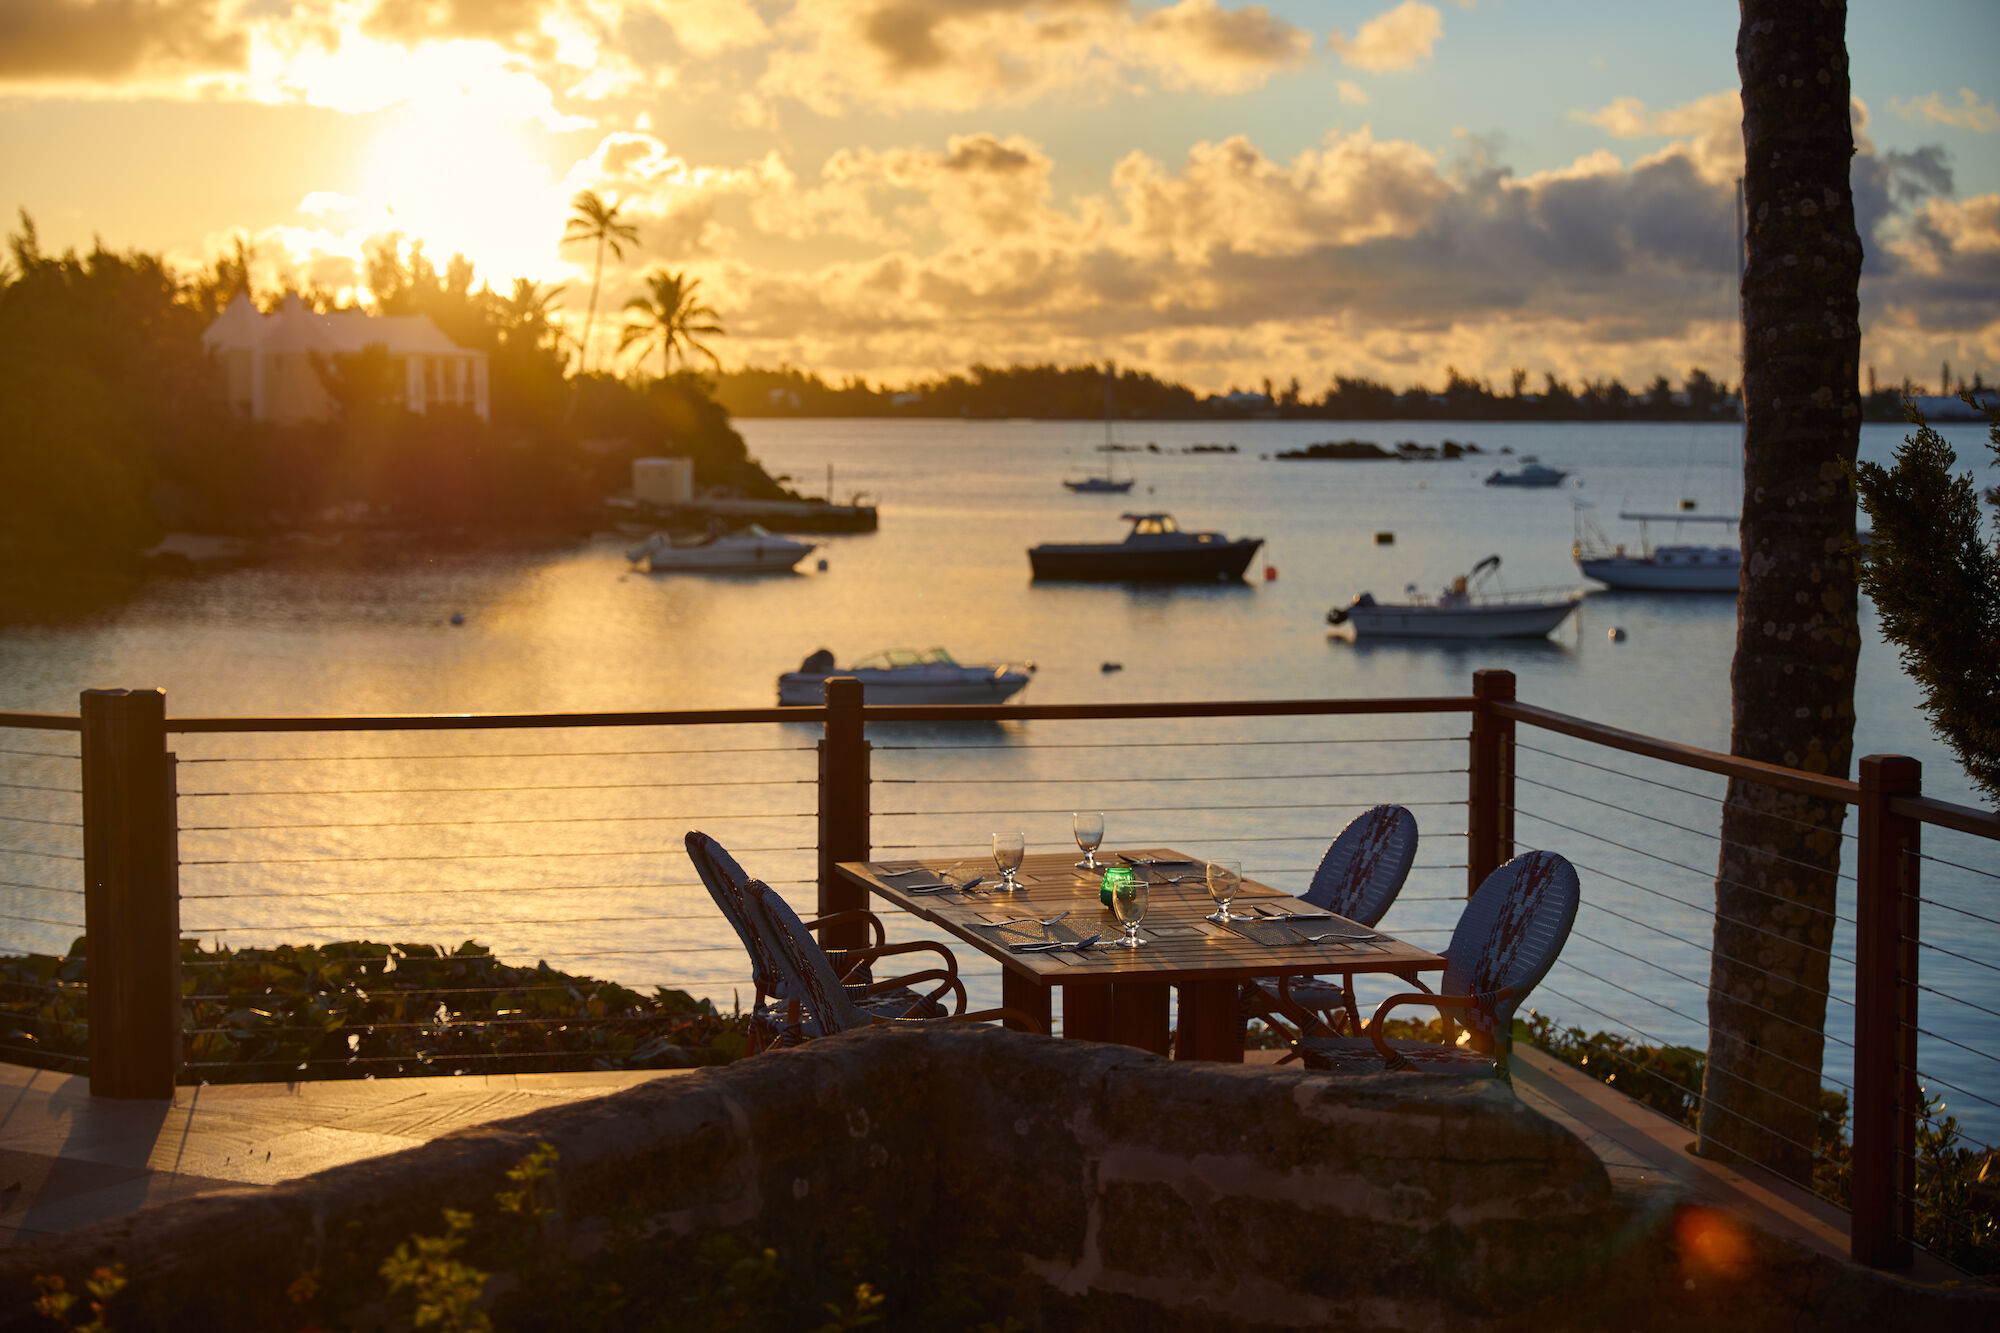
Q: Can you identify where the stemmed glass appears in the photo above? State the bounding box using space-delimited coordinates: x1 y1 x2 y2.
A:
1073 812 1105 871
992 831 1026 892
1205 860 1243 923
1111 872 1148 948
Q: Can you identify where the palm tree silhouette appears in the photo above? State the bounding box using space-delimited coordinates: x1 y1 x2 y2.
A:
560 191 638 375
619 270 724 377
500 278 564 351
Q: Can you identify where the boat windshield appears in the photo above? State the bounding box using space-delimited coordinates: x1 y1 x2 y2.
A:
851 647 957 670
1122 514 1180 535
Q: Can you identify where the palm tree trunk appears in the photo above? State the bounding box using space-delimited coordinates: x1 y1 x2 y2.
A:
1698 0 1864 1185
580 235 604 376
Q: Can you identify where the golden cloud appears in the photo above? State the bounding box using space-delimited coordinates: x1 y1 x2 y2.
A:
0 0 246 85
757 0 1310 114
1889 88 2000 134
1328 1 1442 75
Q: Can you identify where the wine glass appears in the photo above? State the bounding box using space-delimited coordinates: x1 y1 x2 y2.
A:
1205 859 1242 923
1072 812 1105 871
1111 872 1148 948
992 831 1026 892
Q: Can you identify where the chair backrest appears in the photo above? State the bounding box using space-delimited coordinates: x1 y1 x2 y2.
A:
685 831 785 1002
1441 850 1580 1045
742 878 869 1038
1303 804 1419 927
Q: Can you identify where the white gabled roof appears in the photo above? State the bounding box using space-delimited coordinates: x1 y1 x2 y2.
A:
202 292 475 357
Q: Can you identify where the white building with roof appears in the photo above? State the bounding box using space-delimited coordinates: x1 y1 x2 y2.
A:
202 292 490 424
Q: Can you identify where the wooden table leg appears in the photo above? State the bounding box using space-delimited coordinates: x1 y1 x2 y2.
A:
1108 982 1171 1056
1002 969 1052 1035
1064 984 1111 1043
1175 980 1245 1063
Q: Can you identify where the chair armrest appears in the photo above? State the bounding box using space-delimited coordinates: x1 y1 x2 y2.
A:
804 909 886 948
955 1007 1046 1035
1362 988 1515 1063
863 970 967 1016
849 938 961 975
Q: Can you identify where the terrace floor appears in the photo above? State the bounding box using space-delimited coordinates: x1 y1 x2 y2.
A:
0 1061 683 1244
0 1047 1974 1289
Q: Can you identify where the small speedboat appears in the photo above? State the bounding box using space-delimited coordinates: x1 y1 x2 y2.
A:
627 525 815 574
1328 556 1581 639
1485 463 1569 488
777 648 1033 706
1029 513 1262 581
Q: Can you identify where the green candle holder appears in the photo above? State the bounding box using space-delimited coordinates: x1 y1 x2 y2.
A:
1100 864 1136 908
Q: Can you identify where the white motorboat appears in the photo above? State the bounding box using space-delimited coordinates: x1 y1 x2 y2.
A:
627 525 816 574
1573 507 1739 592
777 647 1033 706
1327 555 1582 639
1485 462 1570 488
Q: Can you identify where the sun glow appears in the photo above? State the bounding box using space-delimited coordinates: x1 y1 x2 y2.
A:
357 104 572 283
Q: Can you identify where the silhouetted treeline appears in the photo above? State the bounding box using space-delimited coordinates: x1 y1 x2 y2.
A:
716 362 1766 422
0 214 782 606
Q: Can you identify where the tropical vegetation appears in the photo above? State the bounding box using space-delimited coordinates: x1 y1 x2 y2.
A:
0 211 787 619
713 361 1751 422
560 189 640 376
621 270 725 377
0 936 749 1080
1853 398 2000 803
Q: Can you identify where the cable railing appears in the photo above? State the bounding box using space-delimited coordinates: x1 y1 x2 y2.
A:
166 722 819 1081
0 677 1990 1274
0 714 86 1077
1491 692 1999 1273
1506 734 1863 1216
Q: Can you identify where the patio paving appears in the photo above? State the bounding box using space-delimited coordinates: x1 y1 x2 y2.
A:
0 1061 683 1244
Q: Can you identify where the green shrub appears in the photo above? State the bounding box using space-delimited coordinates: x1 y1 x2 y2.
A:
0 937 750 1082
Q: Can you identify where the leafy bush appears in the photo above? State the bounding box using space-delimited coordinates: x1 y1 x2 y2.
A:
0 937 750 1082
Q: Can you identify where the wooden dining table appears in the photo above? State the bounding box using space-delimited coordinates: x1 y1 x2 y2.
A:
836 848 1445 1063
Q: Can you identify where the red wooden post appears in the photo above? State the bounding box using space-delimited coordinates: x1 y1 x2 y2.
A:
1467 669 1516 895
80 689 182 1099
1852 753 1921 1268
816 677 871 952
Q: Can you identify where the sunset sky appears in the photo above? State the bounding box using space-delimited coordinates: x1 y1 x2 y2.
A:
3 0 1996 393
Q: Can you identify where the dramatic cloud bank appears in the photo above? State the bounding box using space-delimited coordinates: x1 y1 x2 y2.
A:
5 2 1991 390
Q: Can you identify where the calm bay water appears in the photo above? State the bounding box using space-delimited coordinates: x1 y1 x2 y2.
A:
0 416 1993 1135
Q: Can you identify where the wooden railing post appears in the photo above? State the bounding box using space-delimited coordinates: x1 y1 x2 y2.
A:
816 677 871 952
80 689 181 1099
1467 668 1516 895
1852 753 1921 1268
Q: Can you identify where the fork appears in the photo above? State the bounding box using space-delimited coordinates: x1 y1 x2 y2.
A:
911 876 984 895
1015 933 1102 953
995 909 1070 929
1295 931 1380 944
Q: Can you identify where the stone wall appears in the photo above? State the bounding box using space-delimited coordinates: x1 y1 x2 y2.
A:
0 1027 1988 1330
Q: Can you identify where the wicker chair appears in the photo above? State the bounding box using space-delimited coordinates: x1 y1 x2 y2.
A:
1242 804 1420 1039
686 831 967 1050
1296 849 1579 1078
744 877 1045 1039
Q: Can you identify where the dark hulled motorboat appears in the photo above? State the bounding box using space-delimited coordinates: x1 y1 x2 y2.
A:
1028 513 1263 582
